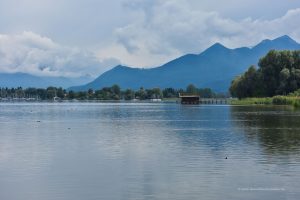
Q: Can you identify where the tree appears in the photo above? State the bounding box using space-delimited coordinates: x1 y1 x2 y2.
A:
111 85 121 96
124 89 135 100
198 88 215 98
77 91 88 100
230 50 300 98
162 88 177 98
186 84 198 94
37 89 47 100
57 87 65 99
135 87 147 100
230 66 264 98
68 91 76 99
46 87 56 99
152 88 162 99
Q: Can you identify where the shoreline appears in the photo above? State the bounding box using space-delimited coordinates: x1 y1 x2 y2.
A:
0 99 180 104
230 96 300 108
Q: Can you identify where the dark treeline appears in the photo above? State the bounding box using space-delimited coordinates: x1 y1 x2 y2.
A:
230 50 300 99
0 84 223 101
0 87 66 100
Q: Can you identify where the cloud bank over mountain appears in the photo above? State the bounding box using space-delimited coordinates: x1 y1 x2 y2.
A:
0 0 300 76
0 32 119 77
108 0 300 66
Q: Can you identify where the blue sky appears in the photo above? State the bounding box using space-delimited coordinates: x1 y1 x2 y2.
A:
0 0 300 77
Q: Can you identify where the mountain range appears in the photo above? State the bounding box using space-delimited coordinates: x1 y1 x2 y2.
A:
1 35 300 92
69 35 300 92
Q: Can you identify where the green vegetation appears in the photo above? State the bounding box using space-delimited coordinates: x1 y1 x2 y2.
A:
230 96 300 108
0 84 222 101
230 88 300 107
272 90 300 107
230 97 273 105
230 50 300 99
229 50 300 107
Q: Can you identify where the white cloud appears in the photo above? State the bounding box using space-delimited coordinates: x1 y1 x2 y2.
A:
106 0 300 67
0 31 120 77
1 1 300 75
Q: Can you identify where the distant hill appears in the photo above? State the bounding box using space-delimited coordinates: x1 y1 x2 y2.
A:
0 73 93 88
70 35 300 92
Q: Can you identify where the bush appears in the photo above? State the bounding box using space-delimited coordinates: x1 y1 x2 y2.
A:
292 98 300 108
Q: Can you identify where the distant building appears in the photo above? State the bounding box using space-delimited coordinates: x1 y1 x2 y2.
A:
179 93 200 104
150 98 162 102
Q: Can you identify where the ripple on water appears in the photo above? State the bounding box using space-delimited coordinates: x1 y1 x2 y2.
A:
0 103 300 200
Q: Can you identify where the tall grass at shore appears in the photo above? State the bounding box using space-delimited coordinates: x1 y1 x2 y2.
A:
272 96 300 107
230 89 300 108
230 96 300 108
230 97 273 105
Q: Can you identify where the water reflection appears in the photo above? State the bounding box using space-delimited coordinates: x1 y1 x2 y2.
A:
230 106 300 157
0 103 300 200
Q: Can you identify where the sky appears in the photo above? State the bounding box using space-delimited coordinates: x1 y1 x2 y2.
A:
0 0 300 77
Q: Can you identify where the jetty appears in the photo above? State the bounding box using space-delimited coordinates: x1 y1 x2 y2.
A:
179 93 229 104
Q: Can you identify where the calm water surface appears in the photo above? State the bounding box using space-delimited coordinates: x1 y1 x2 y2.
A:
0 103 300 200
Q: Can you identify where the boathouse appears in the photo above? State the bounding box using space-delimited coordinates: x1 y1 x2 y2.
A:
179 93 200 104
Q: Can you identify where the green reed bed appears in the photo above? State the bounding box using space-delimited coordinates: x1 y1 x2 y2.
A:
230 96 300 108
230 97 273 105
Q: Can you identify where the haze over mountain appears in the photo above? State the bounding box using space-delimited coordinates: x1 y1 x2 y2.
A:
0 73 93 88
70 35 300 92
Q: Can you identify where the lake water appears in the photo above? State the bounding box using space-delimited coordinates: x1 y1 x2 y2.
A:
0 103 300 200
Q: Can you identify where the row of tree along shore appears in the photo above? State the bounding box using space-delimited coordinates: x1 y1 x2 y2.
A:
0 84 226 101
230 50 300 107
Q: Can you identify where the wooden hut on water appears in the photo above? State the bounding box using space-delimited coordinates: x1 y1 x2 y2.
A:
179 93 200 104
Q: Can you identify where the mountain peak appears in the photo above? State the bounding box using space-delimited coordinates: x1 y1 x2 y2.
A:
113 65 129 70
253 35 299 50
210 42 227 49
115 64 126 68
273 35 296 43
202 42 229 55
